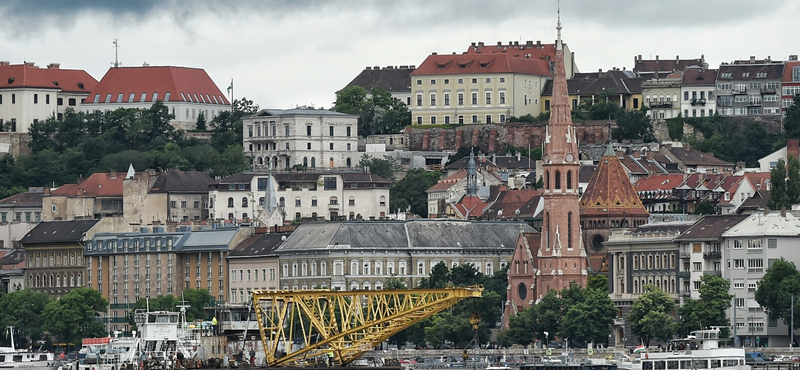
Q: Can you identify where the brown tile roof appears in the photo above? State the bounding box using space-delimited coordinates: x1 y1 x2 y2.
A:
483 189 542 218
717 63 784 81
675 214 749 241
50 183 77 196
682 68 718 86
541 69 641 96
85 66 229 105
36 66 98 94
580 150 649 217
452 195 489 218
411 53 552 77
344 66 415 93
465 41 559 59
68 173 124 197
0 63 63 90
743 172 771 190
426 170 465 192
738 190 770 212
20 219 99 245
0 249 24 269
634 56 705 74
0 191 44 205
150 170 214 194
666 147 733 167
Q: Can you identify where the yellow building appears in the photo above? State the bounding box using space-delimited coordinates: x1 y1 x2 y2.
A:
541 68 643 115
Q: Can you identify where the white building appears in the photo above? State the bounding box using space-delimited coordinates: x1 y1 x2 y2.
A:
81 66 229 130
208 171 391 224
242 109 359 170
0 62 97 133
722 209 800 347
680 68 717 119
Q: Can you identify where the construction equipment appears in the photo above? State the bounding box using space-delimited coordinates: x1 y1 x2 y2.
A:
251 286 483 366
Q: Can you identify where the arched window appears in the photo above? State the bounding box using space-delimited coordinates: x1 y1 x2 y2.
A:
303 157 308 167
279 197 285 207
330 196 338 205
295 197 301 206
545 212 551 249
555 171 561 189
349 196 355 206
545 171 550 189
346 158 352 167
566 170 573 189
311 197 317 206
321 261 327 276
227 197 234 207
77 273 82 286
241 197 248 208
329 157 334 168
311 157 316 168
379 195 386 206
259 197 265 206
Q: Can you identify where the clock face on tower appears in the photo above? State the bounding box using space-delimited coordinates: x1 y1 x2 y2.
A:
566 153 574 162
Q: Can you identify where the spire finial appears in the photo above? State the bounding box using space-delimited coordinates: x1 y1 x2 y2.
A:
556 0 563 51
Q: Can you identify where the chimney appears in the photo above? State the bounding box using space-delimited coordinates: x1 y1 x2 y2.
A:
365 66 372 70
788 139 800 159
25 62 35 68
526 40 533 46
478 42 484 47
47 63 60 69
497 41 502 46
750 56 756 64
790 55 799 62
781 206 787 218
374 65 380 69
431 52 437 55
410 65 415 69
655 55 659 62
676 55 680 64
646 150 656 160
0 61 9 66
110 171 118 179
514 41 519 46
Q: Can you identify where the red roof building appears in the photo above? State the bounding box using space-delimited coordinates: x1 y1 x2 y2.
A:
781 59 800 114
43 172 125 221
82 66 229 130
0 62 97 134
410 50 554 126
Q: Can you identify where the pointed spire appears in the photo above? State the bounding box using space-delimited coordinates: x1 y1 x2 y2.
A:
556 0 563 51
604 121 614 156
125 163 135 179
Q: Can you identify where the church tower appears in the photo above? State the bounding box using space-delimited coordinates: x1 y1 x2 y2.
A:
537 7 587 298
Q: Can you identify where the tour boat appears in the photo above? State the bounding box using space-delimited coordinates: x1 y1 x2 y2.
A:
0 327 62 370
620 327 749 370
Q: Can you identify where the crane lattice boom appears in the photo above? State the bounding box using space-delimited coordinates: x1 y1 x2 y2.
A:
251 286 482 366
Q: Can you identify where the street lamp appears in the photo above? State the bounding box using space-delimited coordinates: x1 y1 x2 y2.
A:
544 331 549 349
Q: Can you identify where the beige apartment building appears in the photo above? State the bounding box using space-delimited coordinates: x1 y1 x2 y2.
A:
226 230 289 304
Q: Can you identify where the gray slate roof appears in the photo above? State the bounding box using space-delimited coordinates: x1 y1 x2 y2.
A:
180 229 239 250
20 220 100 245
343 66 415 93
278 220 534 252
150 170 214 194
229 232 290 258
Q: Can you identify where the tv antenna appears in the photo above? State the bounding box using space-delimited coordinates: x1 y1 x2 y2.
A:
112 38 121 68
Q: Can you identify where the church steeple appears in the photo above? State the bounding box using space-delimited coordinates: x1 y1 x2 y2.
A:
466 149 478 196
556 0 563 51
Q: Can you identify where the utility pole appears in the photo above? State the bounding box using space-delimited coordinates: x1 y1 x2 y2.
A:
792 295 795 347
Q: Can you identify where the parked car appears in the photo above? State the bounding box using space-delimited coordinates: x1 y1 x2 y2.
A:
542 356 563 365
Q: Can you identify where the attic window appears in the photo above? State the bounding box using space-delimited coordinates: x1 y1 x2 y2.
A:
117 93 124 103
181 92 187 102
164 92 171 101
105 93 112 103
479 60 494 68
193 93 200 102
218 95 225 103
721 72 732 78
211 95 219 104
53 81 59 86
742 72 750 78
7 77 14 84
206 94 212 103
77 82 84 89
129 93 135 102
199 94 206 103
140 92 147 102
458 61 473 69
756 72 767 78
152 92 159 101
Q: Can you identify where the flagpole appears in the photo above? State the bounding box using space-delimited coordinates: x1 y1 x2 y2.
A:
228 78 234 112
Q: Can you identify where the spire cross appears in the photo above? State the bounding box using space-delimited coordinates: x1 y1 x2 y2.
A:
556 0 562 50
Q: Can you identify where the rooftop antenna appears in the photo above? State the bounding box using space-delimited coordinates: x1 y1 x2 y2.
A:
112 38 120 68
556 0 562 51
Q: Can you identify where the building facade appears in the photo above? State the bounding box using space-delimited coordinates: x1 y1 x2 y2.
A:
276 220 531 291
81 66 229 130
342 65 416 106
0 62 97 133
781 57 800 115
642 73 682 121
722 209 800 347
122 169 214 225
208 171 391 223
86 227 251 332
681 68 718 118
0 190 43 249
43 172 125 221
716 58 783 118
409 52 552 125
227 231 288 304
242 109 359 170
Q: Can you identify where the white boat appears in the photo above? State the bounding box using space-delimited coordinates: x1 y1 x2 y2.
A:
78 307 203 370
620 327 749 370
0 327 62 370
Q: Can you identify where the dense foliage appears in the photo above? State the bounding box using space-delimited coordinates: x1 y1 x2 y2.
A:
390 168 440 217
673 115 778 168
42 288 108 346
676 274 733 338
755 258 800 330
0 99 256 197
332 86 410 137
627 285 674 347
358 154 401 181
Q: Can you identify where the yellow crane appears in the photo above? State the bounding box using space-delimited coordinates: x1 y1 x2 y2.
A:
251 286 482 367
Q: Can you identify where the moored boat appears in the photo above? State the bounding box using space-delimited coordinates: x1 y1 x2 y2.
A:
620 327 749 370
0 327 62 370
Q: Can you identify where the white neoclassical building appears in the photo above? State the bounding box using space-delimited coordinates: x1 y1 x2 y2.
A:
242 109 360 170
208 171 391 224
275 220 533 291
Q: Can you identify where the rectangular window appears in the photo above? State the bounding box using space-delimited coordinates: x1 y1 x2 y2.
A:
444 116 450 124
471 92 478 105
499 91 505 104
485 114 491 124
324 177 337 190
416 94 422 106
485 92 491 105
444 93 450 106
458 92 464 105
34 94 38 104
430 79 436 85
430 93 436 106
430 116 436 124
346 126 351 136
46 95 50 104
471 115 478 123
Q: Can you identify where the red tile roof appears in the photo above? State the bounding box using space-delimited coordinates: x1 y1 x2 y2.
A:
50 183 78 196
484 189 542 218
426 170 466 192
0 63 97 93
67 173 124 197
633 174 685 192
452 195 489 218
411 53 552 77
743 172 771 190
783 62 800 83
85 66 229 105
0 191 44 205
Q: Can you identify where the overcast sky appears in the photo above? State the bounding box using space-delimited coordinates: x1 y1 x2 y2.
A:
1 0 796 110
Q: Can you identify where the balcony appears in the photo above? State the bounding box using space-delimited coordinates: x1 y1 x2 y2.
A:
691 98 706 106
704 270 722 277
614 317 626 326
747 101 762 107
732 89 748 95
650 101 673 108
328 203 340 210
678 271 691 279
703 251 722 259
679 252 691 259
761 88 777 94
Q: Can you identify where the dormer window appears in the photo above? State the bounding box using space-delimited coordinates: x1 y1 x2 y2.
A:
756 72 767 78
742 72 750 78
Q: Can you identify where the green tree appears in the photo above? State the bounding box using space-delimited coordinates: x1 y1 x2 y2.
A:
694 200 716 215
560 287 616 345
614 109 655 142
754 259 800 330
783 94 800 139
535 289 564 343
42 288 108 344
588 274 609 293
501 306 536 346
787 155 800 204
182 288 213 321
390 168 440 217
358 154 401 181
627 285 674 347
676 275 733 338
666 116 684 141
770 158 790 210
332 86 410 136
418 262 449 289
196 111 207 131
0 289 51 348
